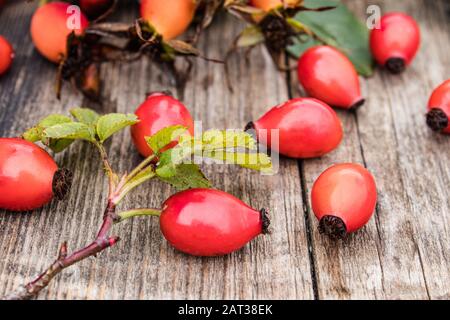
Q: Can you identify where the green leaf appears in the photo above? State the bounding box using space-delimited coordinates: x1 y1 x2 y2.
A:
203 150 273 174
70 108 100 125
236 25 265 48
96 113 139 143
47 139 74 153
157 164 211 191
145 125 187 154
23 114 73 143
287 0 374 77
44 122 96 142
23 127 42 142
201 130 257 151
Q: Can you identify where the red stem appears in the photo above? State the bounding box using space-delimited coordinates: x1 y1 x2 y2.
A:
4 201 120 300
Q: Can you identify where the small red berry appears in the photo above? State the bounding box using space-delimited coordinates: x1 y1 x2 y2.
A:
131 92 195 157
159 188 270 256
311 163 377 239
370 12 420 74
0 36 14 75
140 0 196 40
79 0 113 18
30 2 89 63
0 138 73 212
426 79 450 134
246 97 343 158
297 46 364 110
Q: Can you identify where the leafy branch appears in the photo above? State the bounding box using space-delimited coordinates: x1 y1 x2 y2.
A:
7 107 272 299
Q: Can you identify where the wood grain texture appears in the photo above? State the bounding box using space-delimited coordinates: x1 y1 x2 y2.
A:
0 0 448 300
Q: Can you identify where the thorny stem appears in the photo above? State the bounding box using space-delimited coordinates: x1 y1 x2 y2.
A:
4 144 158 300
4 201 120 300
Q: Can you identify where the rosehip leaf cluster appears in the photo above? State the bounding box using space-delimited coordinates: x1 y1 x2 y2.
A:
23 108 138 152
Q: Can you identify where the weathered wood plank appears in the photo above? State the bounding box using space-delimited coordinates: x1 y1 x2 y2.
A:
289 0 449 299
0 2 314 299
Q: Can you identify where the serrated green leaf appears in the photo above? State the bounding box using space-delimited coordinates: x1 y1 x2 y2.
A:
145 125 187 154
44 122 96 142
202 130 257 151
157 164 211 191
70 108 100 125
47 139 74 153
23 127 42 142
203 150 273 174
39 114 73 128
287 0 374 77
96 113 139 143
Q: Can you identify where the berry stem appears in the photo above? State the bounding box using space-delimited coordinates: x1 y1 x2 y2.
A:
118 208 162 222
4 201 121 300
125 154 156 184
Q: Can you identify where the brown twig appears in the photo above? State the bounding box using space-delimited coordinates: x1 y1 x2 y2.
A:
4 201 120 300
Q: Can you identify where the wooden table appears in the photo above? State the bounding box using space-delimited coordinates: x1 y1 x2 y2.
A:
0 0 449 300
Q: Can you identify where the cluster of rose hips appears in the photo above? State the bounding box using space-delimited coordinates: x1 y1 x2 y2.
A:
0 0 449 299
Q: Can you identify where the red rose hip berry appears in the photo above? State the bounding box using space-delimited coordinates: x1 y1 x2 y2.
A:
297 46 364 110
131 92 194 157
160 188 269 256
370 13 420 74
140 0 196 40
0 138 73 211
426 79 450 134
246 97 343 158
0 36 13 75
31 2 89 63
311 163 377 239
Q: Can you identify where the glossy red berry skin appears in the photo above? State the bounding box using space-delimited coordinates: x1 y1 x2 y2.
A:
311 163 377 239
30 2 89 63
160 188 269 256
297 46 364 110
248 98 343 158
0 36 13 75
370 13 420 73
426 79 450 134
131 92 195 157
0 138 58 211
79 0 113 18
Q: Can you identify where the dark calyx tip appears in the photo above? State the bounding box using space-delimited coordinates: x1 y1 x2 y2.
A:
426 108 448 132
385 57 406 74
349 99 366 112
244 121 255 132
260 208 271 235
318 215 347 240
52 168 74 200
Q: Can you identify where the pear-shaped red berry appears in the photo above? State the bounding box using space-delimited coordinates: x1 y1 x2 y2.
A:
311 163 377 239
426 79 450 134
297 46 364 110
0 138 72 211
160 188 269 256
0 35 14 75
370 12 420 73
246 97 343 158
131 92 195 157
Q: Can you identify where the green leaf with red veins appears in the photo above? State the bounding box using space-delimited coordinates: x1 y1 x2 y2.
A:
70 108 100 125
44 122 96 142
157 164 211 191
145 125 188 155
96 113 139 143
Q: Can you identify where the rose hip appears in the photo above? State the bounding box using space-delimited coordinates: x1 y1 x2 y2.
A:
159 188 269 256
311 163 377 239
131 92 194 157
0 35 13 75
426 79 450 134
246 97 343 158
140 0 196 40
0 138 72 211
30 2 89 63
370 12 420 74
